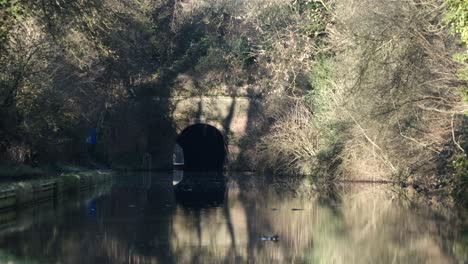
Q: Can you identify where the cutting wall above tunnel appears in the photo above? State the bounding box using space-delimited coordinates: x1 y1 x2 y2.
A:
97 96 261 170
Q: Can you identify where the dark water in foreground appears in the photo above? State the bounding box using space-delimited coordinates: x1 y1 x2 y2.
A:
0 172 467 264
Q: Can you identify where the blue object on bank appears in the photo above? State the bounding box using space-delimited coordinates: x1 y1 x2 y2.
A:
87 200 97 217
86 128 97 145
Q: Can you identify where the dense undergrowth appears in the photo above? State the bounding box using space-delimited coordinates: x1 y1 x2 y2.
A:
0 0 467 202
255 0 468 204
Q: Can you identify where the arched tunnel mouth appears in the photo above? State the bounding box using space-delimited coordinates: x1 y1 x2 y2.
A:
176 124 227 171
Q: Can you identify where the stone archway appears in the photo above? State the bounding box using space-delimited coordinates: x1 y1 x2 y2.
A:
176 124 227 171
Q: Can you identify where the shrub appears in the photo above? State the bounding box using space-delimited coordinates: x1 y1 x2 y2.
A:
256 102 320 176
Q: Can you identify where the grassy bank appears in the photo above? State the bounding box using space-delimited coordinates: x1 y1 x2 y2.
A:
0 170 113 210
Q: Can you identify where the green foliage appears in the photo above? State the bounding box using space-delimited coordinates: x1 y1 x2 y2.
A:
462 86 468 103
228 37 256 68
196 47 229 72
444 0 468 80
452 155 468 176
306 56 333 115
0 0 24 45
445 1 468 204
457 65 468 82
444 0 468 46
295 0 331 39
452 154 468 204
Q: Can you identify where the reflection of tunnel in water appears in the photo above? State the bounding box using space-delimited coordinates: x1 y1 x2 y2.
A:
174 172 227 208
176 124 226 171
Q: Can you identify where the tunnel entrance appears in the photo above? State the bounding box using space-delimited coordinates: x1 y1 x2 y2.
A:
176 124 226 171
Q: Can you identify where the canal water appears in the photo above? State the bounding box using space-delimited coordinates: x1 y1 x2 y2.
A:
0 172 467 263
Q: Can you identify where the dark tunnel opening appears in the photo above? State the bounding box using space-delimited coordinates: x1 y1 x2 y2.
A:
176 124 227 171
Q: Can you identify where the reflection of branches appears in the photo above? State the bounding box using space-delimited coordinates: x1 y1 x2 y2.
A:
223 199 237 253
317 182 342 205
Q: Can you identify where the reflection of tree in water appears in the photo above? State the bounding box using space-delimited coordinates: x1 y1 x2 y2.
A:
0 174 467 263
171 172 240 263
304 184 462 263
0 182 115 263
168 175 320 263
168 175 468 263
69 174 177 263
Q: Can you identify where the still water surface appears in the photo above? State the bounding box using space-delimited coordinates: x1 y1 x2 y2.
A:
0 172 467 264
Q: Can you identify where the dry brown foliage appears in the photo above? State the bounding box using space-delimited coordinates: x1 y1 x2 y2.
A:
323 0 466 183
256 101 320 175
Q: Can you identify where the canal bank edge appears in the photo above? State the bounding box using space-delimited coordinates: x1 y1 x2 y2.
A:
0 171 113 210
